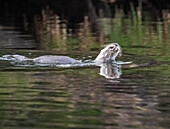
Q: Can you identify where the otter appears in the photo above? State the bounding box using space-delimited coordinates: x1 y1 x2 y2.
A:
1 43 121 64
94 43 121 63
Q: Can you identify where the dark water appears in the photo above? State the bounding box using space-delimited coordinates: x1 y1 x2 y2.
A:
0 49 170 129
0 16 170 129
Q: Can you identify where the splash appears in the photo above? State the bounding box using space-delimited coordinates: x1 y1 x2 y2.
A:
0 54 131 68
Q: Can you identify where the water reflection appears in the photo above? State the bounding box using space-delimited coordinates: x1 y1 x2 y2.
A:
97 63 121 79
0 26 36 49
0 51 170 128
0 54 122 79
0 2 170 129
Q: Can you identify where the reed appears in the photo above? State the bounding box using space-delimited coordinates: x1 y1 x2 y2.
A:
34 7 98 51
32 3 169 55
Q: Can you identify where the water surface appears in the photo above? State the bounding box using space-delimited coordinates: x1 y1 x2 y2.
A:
0 44 170 129
0 12 170 129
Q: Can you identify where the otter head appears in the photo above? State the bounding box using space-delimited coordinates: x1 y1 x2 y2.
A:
94 43 121 63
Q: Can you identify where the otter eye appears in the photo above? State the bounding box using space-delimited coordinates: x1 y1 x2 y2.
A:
109 46 114 49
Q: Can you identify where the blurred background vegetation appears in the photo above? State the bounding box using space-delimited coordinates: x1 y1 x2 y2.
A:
0 0 169 51
0 1 170 129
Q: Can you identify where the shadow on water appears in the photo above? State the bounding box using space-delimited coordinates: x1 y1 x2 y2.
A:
0 2 170 129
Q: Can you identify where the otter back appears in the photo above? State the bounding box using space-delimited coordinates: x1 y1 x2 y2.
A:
34 55 81 64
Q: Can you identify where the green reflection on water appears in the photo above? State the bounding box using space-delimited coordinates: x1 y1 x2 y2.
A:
0 69 103 129
0 6 170 129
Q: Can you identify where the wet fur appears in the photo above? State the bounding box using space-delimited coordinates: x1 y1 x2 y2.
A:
2 43 121 64
94 43 121 63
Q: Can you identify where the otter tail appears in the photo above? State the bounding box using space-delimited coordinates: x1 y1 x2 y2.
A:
0 55 33 62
